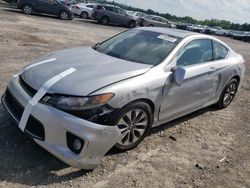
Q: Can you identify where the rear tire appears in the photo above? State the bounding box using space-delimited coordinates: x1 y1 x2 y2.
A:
101 16 110 25
80 11 88 19
148 24 154 27
22 4 33 15
59 11 69 20
113 102 153 151
128 20 136 28
216 78 239 109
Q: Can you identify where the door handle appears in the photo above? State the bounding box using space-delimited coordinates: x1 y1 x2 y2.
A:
209 67 216 72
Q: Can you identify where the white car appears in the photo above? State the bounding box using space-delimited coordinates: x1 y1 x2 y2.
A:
127 11 148 19
214 27 228 36
71 3 95 19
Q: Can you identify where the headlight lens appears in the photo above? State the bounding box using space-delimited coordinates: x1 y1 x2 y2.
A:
43 93 114 110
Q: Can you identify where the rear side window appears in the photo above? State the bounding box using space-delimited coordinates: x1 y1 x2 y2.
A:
86 5 94 8
95 5 104 10
104 6 114 12
213 41 228 60
177 39 213 66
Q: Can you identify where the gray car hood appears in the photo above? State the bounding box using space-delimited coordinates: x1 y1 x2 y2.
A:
21 47 151 96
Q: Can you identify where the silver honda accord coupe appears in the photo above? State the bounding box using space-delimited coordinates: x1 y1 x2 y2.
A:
1 27 245 169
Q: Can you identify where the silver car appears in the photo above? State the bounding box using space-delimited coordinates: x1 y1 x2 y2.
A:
1 28 245 169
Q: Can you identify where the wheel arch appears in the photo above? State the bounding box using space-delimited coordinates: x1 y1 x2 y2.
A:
232 75 240 84
120 98 155 115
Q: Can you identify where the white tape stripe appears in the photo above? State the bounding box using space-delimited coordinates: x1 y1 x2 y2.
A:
24 58 56 71
19 67 76 131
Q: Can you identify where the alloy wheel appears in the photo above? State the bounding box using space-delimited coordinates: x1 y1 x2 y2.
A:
117 109 148 147
23 5 33 15
60 12 69 20
223 82 237 106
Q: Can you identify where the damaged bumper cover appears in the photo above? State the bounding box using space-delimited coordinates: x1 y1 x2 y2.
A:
1 76 121 169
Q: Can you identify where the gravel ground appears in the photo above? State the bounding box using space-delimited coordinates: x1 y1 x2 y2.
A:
0 1 249 188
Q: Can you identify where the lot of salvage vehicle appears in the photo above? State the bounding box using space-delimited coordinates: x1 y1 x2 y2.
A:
0 1 249 188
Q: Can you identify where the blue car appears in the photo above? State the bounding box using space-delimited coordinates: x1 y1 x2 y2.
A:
17 0 74 20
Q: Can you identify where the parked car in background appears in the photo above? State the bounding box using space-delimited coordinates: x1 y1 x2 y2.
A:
233 32 250 42
204 27 217 35
92 4 137 28
192 25 207 33
137 15 170 28
71 3 95 19
2 27 245 169
127 11 148 19
17 0 74 20
57 0 85 6
213 26 228 36
176 23 191 30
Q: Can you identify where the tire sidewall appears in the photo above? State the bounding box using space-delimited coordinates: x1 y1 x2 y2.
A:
128 20 136 28
101 16 109 25
112 102 153 151
217 78 239 108
60 11 69 20
81 11 88 19
23 5 33 15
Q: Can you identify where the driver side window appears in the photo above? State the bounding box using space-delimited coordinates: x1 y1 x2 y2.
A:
176 39 213 67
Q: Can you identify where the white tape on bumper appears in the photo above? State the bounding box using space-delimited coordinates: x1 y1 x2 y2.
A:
19 67 76 131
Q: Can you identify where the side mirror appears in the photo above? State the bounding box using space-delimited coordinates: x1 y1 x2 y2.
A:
171 66 186 86
92 42 100 50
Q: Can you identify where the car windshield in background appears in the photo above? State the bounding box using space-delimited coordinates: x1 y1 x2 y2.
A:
97 29 180 65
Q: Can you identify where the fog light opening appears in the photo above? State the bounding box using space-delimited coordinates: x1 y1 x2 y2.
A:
73 139 82 151
66 132 84 154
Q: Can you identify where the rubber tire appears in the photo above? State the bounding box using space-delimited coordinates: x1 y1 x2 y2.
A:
128 20 136 28
148 24 154 27
113 102 153 151
216 78 239 109
22 4 33 15
59 11 69 20
80 11 88 19
101 16 110 25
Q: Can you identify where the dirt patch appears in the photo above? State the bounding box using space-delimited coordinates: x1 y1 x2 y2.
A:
0 2 249 188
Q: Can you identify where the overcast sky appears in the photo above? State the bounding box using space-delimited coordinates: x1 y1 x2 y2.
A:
113 0 249 24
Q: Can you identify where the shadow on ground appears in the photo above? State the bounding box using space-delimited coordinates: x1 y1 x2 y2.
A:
0 103 89 186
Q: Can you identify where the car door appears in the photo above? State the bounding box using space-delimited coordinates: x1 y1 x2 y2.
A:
35 0 59 14
160 18 169 27
34 0 48 12
159 39 218 123
113 8 128 25
45 0 61 15
152 17 162 27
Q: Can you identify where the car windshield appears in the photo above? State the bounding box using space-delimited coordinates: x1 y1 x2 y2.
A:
96 29 180 65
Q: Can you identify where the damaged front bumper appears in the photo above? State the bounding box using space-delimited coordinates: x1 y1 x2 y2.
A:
1 76 121 169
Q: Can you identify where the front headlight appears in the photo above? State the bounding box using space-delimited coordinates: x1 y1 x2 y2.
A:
42 93 114 111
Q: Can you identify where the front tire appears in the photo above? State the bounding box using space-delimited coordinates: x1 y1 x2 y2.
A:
113 102 153 151
216 78 239 109
22 4 33 15
80 11 88 19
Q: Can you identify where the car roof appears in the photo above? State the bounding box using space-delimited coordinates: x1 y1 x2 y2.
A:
138 27 198 38
101 4 120 8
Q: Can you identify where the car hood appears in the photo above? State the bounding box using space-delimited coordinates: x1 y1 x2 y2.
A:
21 47 151 96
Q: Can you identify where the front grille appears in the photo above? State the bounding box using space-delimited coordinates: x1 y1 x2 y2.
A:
19 77 37 97
25 115 45 141
4 89 24 121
